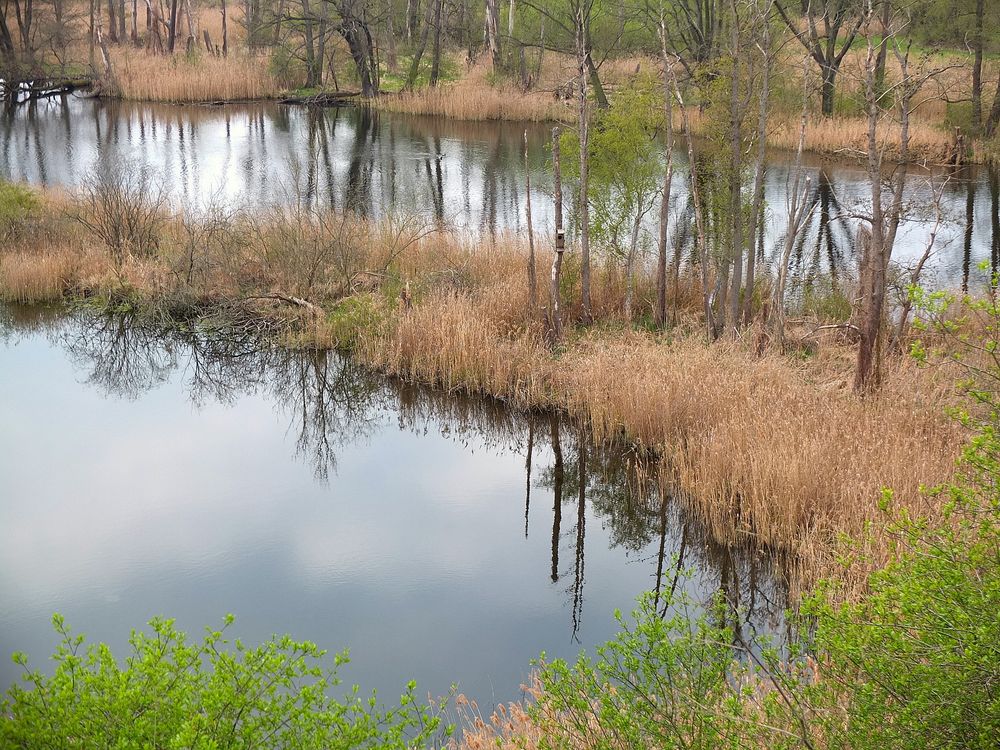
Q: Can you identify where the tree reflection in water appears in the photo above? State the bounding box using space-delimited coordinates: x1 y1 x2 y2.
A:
10 307 790 644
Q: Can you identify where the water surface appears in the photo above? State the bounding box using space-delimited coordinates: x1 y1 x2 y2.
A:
2 96 998 290
0 305 786 705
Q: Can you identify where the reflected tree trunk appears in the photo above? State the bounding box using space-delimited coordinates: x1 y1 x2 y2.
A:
549 414 563 583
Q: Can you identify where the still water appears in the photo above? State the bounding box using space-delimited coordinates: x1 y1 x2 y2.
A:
0 305 786 705
2 96 999 290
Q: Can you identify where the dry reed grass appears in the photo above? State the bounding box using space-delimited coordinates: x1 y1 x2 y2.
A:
112 48 280 102
0 248 77 303
377 59 571 122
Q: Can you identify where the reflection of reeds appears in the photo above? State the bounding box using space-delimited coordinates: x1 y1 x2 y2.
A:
0 188 963 597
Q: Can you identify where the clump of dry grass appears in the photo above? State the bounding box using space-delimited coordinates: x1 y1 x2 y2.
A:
112 48 280 102
377 83 570 122
0 249 78 303
377 58 571 122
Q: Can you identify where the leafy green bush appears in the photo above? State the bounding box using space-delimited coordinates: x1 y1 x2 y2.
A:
532 284 1000 750
2 615 450 750
0 182 40 242
534 591 809 750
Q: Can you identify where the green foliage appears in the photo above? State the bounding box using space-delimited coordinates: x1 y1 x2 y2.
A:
534 589 810 750
0 182 40 242
532 283 1000 750
945 100 976 132
269 45 307 90
561 77 662 266
2 615 450 750
801 283 852 321
380 54 460 93
324 293 391 349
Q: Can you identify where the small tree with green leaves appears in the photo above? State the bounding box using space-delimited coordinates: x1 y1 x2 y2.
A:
562 77 662 322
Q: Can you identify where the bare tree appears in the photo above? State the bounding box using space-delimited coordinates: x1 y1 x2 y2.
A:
769 57 815 346
774 0 864 116
74 163 167 269
485 0 501 69
550 126 565 341
525 129 538 312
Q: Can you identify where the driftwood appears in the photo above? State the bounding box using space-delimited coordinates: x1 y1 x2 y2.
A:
277 91 361 106
243 293 322 316
3 79 93 104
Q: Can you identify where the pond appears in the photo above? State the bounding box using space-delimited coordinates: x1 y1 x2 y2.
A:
0 304 787 706
2 96 998 291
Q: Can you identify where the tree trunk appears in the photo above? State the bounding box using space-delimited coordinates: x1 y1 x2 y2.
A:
301 0 318 87
167 0 177 51
584 26 608 108
406 0 418 42
725 6 743 336
873 0 890 94
429 0 442 85
655 62 674 328
821 64 836 116
986 72 1000 137
744 23 770 325
183 0 194 53
525 129 538 311
485 0 500 70
575 9 591 324
384 9 398 73
625 211 641 321
106 0 118 43
550 126 565 341
972 0 984 129
405 0 431 88
337 2 378 97
670 68 712 338
221 0 227 56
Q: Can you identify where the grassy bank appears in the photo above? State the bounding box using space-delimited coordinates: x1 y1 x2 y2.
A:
0 183 965 595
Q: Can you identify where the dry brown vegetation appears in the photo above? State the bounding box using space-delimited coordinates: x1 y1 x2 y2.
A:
0 186 965 597
377 60 570 122
111 47 280 102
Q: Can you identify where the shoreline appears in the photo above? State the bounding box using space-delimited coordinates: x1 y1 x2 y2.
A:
8 80 992 166
0 191 965 596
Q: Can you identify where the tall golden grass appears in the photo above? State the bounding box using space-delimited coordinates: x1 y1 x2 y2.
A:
0 248 78 303
112 48 280 102
377 59 571 122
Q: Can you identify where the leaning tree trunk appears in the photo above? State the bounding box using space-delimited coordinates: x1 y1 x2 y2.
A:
339 10 378 97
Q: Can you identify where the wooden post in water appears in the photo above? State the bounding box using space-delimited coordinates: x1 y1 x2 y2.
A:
550 126 565 342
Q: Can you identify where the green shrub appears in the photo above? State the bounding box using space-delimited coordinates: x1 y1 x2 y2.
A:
532 284 1000 750
0 182 40 242
324 293 390 349
2 615 450 750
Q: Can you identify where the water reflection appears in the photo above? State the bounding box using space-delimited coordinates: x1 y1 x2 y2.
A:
0 307 787 702
3 97 998 286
